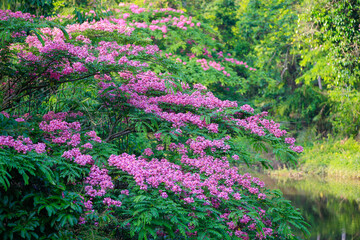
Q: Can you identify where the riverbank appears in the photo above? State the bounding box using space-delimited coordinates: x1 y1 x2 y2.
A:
269 137 360 179
261 173 360 239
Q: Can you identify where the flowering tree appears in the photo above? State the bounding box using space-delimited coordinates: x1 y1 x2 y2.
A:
0 4 308 240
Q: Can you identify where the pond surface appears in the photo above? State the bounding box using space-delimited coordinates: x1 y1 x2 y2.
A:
260 174 360 240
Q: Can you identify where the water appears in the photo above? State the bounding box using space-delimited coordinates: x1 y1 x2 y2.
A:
261 174 360 240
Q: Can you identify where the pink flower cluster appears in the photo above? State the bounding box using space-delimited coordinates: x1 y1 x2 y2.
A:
108 151 266 201
11 112 118 213
0 111 119 209
240 104 254 113
11 31 27 38
224 57 256 71
122 4 200 35
85 165 114 197
108 146 272 237
143 148 154 156
289 145 304 153
66 19 132 35
86 131 102 143
0 9 35 21
62 148 94 165
129 4 146 14
105 72 217 132
42 111 83 121
190 46 257 74
19 22 157 82
40 115 123 214
224 210 272 239
16 11 299 149
148 91 237 109
104 68 296 142
103 197 122 207
230 112 286 137
39 119 82 145
195 58 228 75
151 7 184 14
0 135 46 154
95 64 298 142
0 112 46 154
284 137 303 152
185 136 231 156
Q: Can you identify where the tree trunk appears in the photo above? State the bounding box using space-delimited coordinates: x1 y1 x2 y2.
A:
318 75 322 90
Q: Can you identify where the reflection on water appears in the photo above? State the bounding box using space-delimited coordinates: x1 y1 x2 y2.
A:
261 174 360 240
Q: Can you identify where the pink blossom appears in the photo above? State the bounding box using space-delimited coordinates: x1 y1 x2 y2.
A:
144 148 154 156
121 189 129 195
15 118 25 122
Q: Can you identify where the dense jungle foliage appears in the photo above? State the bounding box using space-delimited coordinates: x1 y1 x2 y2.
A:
0 0 359 239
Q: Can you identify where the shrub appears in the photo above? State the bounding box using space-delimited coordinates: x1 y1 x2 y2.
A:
0 5 308 239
